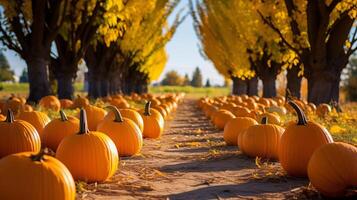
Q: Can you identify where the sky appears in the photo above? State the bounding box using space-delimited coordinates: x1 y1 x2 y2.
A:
1 0 224 85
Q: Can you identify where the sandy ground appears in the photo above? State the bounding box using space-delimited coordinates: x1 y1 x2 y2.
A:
78 99 355 200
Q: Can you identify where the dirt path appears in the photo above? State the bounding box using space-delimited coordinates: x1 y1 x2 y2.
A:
80 99 310 200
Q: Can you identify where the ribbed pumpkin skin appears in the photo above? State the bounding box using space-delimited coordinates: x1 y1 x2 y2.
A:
307 142 357 197
72 96 90 108
0 152 75 200
56 132 119 182
104 109 144 132
212 109 235 130
257 113 281 125
239 124 284 159
279 122 333 177
42 116 79 151
142 116 164 139
83 105 106 131
39 95 61 112
0 119 41 158
17 111 50 138
97 117 143 156
223 117 258 146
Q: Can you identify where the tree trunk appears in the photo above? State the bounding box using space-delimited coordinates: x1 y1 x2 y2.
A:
286 66 302 99
26 58 51 103
247 76 258 96
100 80 109 97
57 74 74 99
231 77 247 95
307 71 341 104
262 77 277 98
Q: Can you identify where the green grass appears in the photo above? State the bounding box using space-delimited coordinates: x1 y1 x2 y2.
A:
0 83 230 99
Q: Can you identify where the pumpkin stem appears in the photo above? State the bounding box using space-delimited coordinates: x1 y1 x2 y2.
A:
30 148 49 161
5 109 14 123
144 101 151 116
106 106 123 122
288 101 308 125
261 116 268 125
59 110 68 121
78 109 89 134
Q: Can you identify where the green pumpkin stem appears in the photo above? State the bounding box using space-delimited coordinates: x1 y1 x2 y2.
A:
78 109 89 134
288 101 308 125
261 116 268 125
31 148 49 161
59 110 68 121
5 109 14 123
144 101 152 116
106 106 123 122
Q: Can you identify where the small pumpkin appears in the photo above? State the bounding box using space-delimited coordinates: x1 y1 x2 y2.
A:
266 105 287 115
212 109 235 130
152 105 168 119
17 110 51 138
316 103 331 117
307 142 357 198
42 110 80 151
0 114 5 121
72 95 89 108
59 99 74 109
239 117 284 159
141 101 164 139
257 113 281 125
82 105 106 131
279 101 333 177
56 109 119 182
223 117 258 146
39 95 61 111
104 108 144 132
97 106 143 156
0 110 41 158
3 98 23 115
0 149 75 200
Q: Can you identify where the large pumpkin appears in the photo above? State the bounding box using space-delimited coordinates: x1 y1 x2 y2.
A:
39 95 61 112
42 111 80 151
17 111 51 139
82 105 106 131
239 117 284 159
0 150 75 200
279 101 333 177
307 142 357 198
97 106 143 156
223 117 258 146
141 101 164 139
104 108 144 132
0 110 41 158
56 109 118 182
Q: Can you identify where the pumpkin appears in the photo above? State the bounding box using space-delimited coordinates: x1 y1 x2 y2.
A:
0 150 75 200
0 114 5 121
279 101 333 177
231 106 251 118
152 105 168 119
257 113 281 125
56 109 118 182
39 95 61 111
109 98 130 109
307 142 357 197
59 99 74 109
316 103 331 117
266 105 287 115
104 108 144 132
238 117 284 159
21 104 34 112
97 106 143 156
72 95 89 108
3 98 23 115
82 105 106 131
141 101 164 139
212 109 235 130
17 111 51 138
0 110 41 158
42 111 80 151
223 117 258 146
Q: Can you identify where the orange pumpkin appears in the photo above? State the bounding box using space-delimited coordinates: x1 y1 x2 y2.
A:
257 113 281 125
3 98 23 115
56 109 118 182
212 109 235 130
97 106 143 156
42 111 79 151
0 150 75 200
152 105 168 119
59 99 73 109
82 105 106 131
39 95 61 111
307 142 357 197
104 108 144 132
17 111 51 138
141 101 164 139
0 110 41 158
279 101 333 177
316 103 331 117
72 95 89 108
239 117 284 159
0 114 5 121
223 117 258 146
21 104 33 112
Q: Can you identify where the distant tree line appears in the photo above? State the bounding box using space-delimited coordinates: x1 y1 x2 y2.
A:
161 67 211 87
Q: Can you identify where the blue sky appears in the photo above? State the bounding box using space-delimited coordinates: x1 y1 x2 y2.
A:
1 0 224 85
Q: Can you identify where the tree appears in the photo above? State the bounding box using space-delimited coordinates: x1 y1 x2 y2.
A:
183 73 190 86
191 67 203 87
345 56 357 101
161 70 183 86
0 0 69 102
19 68 28 83
205 79 211 87
0 51 14 82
